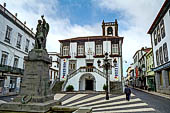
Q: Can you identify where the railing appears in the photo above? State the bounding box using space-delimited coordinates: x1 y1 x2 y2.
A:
62 66 106 90
50 78 60 89
68 66 106 79
0 64 24 75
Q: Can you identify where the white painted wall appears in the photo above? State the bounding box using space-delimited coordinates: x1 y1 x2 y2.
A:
60 38 123 91
60 40 122 82
0 14 35 69
16 77 21 92
64 72 106 91
105 26 116 36
151 9 170 68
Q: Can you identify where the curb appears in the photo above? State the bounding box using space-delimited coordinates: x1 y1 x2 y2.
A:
132 87 170 100
0 93 18 98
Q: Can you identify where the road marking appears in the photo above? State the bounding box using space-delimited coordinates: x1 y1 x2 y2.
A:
54 94 66 100
68 94 106 106
0 100 6 104
93 103 148 111
93 107 155 113
88 98 142 108
78 94 135 107
62 94 88 105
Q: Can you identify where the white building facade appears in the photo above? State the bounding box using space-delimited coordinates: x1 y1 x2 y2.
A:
59 20 124 91
48 52 61 84
0 4 35 95
132 47 151 89
148 0 170 94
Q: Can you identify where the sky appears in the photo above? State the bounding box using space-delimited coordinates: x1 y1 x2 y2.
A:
0 0 164 76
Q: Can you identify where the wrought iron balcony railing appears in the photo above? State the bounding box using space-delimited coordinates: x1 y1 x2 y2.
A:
0 64 24 75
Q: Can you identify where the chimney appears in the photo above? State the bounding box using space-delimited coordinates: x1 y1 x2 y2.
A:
15 13 17 17
115 19 118 36
102 20 105 36
3 3 6 8
24 21 26 25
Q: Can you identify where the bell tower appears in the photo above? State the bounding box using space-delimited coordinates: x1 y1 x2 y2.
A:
102 19 118 36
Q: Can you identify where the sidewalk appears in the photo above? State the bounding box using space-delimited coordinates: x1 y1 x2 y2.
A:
133 87 170 100
0 92 18 98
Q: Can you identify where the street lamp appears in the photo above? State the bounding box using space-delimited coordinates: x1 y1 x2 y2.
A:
97 52 117 100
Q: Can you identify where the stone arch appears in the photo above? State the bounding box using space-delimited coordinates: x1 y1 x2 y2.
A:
79 73 96 91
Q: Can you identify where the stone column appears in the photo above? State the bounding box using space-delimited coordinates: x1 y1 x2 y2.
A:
162 70 169 88
155 72 160 90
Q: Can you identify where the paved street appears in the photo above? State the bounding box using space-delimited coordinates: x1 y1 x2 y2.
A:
54 92 155 113
0 89 170 113
131 88 170 113
53 89 170 113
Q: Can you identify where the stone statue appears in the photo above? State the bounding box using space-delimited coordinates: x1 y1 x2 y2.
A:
34 15 49 49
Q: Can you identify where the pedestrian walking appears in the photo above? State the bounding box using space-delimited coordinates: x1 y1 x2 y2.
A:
124 85 131 101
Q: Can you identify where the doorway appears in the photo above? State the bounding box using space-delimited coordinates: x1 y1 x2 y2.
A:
85 79 93 90
86 63 93 67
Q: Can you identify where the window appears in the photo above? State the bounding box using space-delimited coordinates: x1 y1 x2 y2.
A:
32 43 35 48
54 72 56 79
159 46 164 65
160 19 165 38
69 60 76 74
25 39 30 52
96 44 102 55
63 46 69 56
134 56 137 63
107 27 113 35
156 50 160 66
4 25 12 43
16 33 22 48
0 52 8 65
163 43 169 62
112 44 119 54
13 56 19 68
23 61 25 69
154 30 157 46
77 43 84 56
157 25 161 42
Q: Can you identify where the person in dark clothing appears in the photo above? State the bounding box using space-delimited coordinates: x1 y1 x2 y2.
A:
124 85 131 101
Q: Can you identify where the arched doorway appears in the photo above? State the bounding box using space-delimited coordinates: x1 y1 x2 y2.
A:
79 73 96 91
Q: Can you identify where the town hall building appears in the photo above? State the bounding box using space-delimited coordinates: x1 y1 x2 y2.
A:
59 19 124 91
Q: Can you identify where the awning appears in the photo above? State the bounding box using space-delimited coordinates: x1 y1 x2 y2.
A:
153 61 170 72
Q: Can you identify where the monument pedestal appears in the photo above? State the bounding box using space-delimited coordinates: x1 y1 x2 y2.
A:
0 49 61 113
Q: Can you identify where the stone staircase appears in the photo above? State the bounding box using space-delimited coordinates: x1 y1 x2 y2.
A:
62 66 106 91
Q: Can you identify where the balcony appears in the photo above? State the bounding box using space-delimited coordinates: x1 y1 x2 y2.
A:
0 64 24 75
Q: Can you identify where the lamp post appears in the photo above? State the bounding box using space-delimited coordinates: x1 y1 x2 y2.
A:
97 52 117 100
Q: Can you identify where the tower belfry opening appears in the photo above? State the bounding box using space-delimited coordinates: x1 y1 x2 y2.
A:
102 19 118 36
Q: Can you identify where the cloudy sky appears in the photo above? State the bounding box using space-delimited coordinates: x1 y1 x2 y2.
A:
0 0 164 76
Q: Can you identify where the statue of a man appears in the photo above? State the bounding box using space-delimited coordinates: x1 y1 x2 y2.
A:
34 15 49 49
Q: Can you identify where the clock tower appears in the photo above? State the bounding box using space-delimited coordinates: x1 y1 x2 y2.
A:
102 19 118 36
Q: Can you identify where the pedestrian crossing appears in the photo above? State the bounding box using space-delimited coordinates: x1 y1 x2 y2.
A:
0 100 6 104
54 93 156 113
